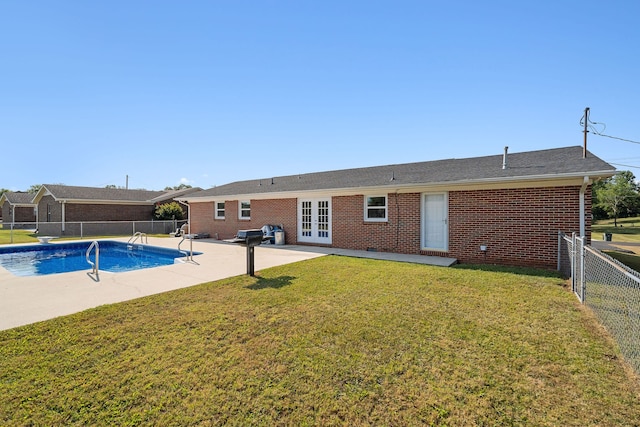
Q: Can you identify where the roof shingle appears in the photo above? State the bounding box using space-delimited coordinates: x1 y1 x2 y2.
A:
185 146 615 199
41 185 166 202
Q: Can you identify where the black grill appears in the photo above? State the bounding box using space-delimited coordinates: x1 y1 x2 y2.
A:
228 229 264 276
230 229 264 247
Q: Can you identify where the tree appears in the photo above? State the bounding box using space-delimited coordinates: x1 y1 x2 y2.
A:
594 171 639 226
164 184 192 191
28 184 42 194
154 202 185 220
591 178 609 221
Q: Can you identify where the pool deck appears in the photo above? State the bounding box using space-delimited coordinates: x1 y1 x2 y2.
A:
0 237 456 331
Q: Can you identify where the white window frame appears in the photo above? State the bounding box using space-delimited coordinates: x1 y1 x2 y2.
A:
214 201 225 219
239 200 251 220
364 195 388 222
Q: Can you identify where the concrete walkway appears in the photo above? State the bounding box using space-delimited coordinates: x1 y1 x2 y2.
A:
0 238 456 331
591 239 640 254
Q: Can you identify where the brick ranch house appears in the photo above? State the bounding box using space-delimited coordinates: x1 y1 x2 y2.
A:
0 191 37 227
180 146 615 268
29 184 200 235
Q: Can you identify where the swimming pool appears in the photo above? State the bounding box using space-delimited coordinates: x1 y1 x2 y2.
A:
0 241 201 277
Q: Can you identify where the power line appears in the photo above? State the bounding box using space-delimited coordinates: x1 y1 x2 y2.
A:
608 157 640 162
580 108 640 145
593 133 640 145
609 162 640 169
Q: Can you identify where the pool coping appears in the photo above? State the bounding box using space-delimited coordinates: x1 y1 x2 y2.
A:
0 240 204 276
0 237 456 331
0 237 327 331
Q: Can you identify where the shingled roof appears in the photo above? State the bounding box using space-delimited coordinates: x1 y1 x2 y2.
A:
1 191 37 205
35 185 166 204
182 146 615 201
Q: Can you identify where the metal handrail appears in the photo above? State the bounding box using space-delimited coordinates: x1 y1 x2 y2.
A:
86 240 100 275
178 234 193 262
128 232 148 245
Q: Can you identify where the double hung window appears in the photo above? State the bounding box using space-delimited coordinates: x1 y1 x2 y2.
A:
215 201 225 219
239 201 251 219
365 196 387 222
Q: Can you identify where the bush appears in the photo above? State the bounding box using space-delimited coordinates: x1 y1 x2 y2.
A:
154 202 185 220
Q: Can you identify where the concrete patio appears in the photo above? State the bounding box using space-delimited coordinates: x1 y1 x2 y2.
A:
0 238 456 331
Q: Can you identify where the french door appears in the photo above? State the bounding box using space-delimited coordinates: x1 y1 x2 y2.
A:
298 198 332 244
422 193 448 250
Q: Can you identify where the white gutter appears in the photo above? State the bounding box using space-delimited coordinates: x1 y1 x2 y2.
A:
579 176 589 237
177 200 191 234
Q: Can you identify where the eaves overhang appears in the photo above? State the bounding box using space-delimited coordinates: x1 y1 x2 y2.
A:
179 169 617 203
7 203 37 207
53 199 156 205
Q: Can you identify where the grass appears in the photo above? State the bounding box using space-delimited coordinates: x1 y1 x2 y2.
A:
0 229 38 245
593 216 640 270
1 256 639 425
593 216 640 243
604 250 640 272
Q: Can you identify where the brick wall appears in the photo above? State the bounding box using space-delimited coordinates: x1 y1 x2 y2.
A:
189 184 588 268
36 196 155 222
190 199 297 243
1 203 36 223
37 196 60 222
447 186 586 268
64 204 155 221
332 193 421 253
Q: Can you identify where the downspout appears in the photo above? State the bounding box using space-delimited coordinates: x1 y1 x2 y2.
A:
579 176 589 237
178 200 190 235
61 200 66 233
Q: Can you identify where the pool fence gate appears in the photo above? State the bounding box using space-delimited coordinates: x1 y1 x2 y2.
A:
558 231 640 376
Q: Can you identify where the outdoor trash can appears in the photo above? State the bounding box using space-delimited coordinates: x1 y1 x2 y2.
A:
274 230 285 245
603 233 612 241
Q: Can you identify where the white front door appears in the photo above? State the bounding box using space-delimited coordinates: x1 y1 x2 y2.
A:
298 198 332 244
422 193 448 250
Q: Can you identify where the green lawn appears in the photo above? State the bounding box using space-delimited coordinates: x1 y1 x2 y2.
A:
0 228 38 245
1 256 639 425
604 250 640 272
593 216 640 242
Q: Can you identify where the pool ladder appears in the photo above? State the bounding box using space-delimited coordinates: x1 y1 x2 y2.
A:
128 232 148 247
86 240 100 277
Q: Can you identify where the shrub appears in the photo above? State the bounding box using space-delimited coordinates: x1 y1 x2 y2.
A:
154 202 185 220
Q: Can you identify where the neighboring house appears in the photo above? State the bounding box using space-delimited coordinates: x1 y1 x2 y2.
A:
31 184 201 234
0 192 37 227
149 187 203 209
180 146 615 268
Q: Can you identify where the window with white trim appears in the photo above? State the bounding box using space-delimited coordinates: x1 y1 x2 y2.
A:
365 195 387 222
214 201 225 219
239 200 251 219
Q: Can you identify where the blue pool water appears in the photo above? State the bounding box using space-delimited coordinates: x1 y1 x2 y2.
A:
0 241 201 277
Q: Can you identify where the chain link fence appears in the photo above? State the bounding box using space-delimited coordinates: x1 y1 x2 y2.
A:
559 232 640 375
1 220 187 243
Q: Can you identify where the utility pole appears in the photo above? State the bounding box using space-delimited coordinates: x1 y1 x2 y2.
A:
583 107 590 158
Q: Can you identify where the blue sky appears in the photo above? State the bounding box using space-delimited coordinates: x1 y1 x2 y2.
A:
1 1 638 191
